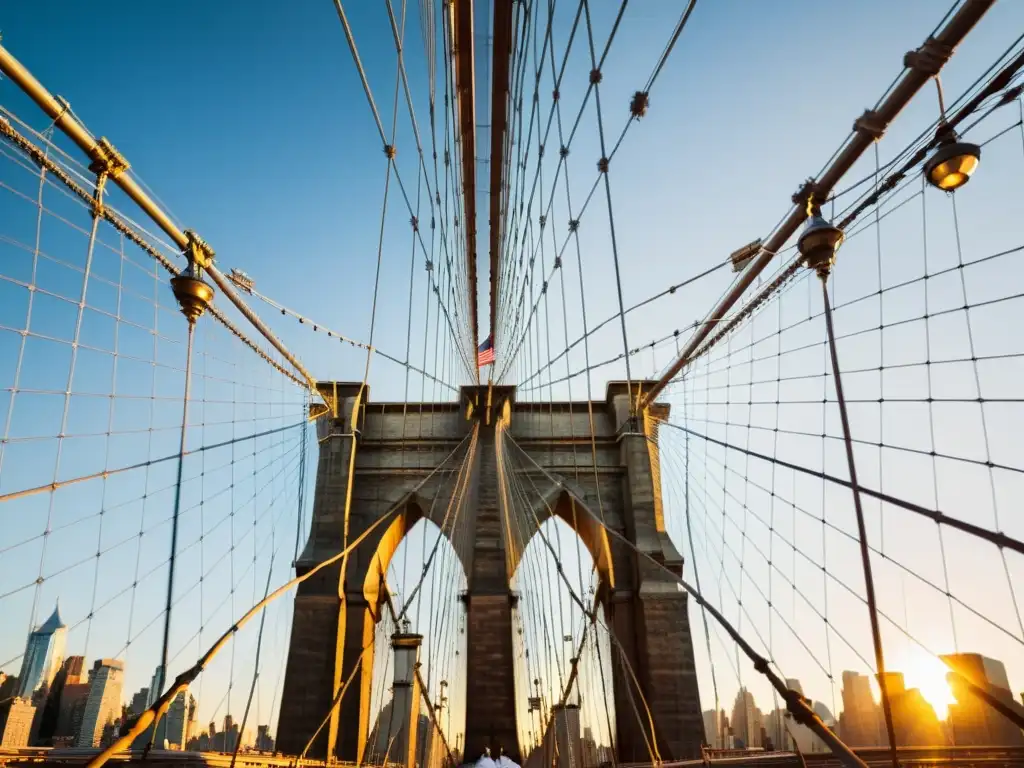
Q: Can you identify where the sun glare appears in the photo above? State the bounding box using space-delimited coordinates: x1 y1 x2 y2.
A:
900 652 956 720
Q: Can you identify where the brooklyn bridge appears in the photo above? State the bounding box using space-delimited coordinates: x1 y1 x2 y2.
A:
1 2 1024 768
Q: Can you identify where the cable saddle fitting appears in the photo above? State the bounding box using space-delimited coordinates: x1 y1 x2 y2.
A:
87 137 130 178
903 36 954 76
183 229 215 269
791 178 817 209
853 109 886 141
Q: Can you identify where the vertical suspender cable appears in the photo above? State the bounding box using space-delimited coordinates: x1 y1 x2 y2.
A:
818 275 898 767
156 320 196 733
294 412 309 565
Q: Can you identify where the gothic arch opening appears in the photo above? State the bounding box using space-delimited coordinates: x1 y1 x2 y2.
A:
507 488 616 593
363 513 468 767
510 515 616 766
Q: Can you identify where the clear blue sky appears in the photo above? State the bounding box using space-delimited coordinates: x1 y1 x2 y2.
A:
2 0 1016 397
2 0 1024 753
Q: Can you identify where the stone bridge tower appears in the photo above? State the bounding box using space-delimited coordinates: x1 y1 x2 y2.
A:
277 381 703 763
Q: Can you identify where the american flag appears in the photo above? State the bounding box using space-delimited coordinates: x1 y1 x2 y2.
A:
477 335 495 367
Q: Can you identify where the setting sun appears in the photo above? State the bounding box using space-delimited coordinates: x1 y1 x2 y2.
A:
898 653 956 720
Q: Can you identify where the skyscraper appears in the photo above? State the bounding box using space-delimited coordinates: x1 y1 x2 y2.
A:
365 701 433 763
16 604 67 699
76 659 124 747
730 688 763 749
839 671 881 747
703 709 727 749
0 698 37 747
255 725 275 752
160 691 194 749
225 715 240 754
943 653 1024 746
58 656 85 686
34 655 85 745
147 666 164 707
53 679 90 743
129 688 150 718
209 721 222 752
186 696 197 744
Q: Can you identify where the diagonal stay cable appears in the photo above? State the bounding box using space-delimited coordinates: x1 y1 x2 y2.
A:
669 425 1024 651
0 120 312 391
0 420 305 506
332 0 475 377
656 419 1024 557
503 431 869 768
517 258 729 389
395 424 479 622
498 425 662 764
83 429 474 768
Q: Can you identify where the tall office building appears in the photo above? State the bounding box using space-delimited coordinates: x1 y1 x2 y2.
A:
160 691 194 749
0 698 37 747
16 604 67 699
129 688 150 718
33 655 85 745
219 714 241 753
878 671 944 746
944 654 1024 746
780 706 832 755
763 708 785 750
255 725 274 752
765 680 805 750
54 679 90 743
839 671 882 747
367 700 433 764
76 659 124 747
702 709 727 749
147 666 164 707
57 656 85 686
730 688 764 749
209 721 222 752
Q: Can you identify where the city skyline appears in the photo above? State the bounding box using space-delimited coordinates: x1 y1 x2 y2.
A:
703 654 1024 752
6 596 1024 752
0 612 275 753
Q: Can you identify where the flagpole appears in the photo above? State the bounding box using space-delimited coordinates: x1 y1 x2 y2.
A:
476 334 496 422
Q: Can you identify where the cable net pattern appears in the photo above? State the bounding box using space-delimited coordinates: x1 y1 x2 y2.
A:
489 0 1024 760
0 111 309 750
655 76 1024 751
0 1 475 760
